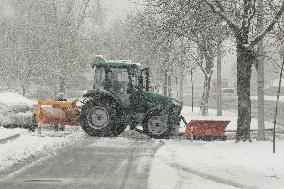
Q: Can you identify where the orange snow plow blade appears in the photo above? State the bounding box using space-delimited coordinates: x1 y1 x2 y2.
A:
183 120 230 140
35 99 80 126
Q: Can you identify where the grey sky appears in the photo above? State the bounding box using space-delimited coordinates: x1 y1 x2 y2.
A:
103 0 140 23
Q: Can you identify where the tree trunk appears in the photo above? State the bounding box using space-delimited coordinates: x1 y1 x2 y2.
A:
200 74 212 116
216 34 222 116
256 0 266 140
179 68 184 102
59 75 66 94
236 46 254 142
22 86 27 97
163 71 168 96
168 74 172 97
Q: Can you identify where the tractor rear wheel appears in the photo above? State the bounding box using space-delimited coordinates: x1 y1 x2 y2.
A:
80 99 124 137
143 111 171 139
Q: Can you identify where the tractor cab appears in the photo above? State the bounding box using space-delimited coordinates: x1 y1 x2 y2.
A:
92 57 149 90
80 56 182 139
90 56 149 106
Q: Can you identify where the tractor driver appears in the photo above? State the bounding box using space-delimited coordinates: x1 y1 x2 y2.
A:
57 93 67 101
108 71 123 93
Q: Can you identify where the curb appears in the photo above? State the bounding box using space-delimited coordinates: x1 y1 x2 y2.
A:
0 133 21 144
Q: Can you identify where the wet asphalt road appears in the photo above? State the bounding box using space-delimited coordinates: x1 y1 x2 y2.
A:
0 137 162 189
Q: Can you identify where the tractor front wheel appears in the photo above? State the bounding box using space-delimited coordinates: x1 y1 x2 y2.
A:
143 111 170 139
80 100 124 137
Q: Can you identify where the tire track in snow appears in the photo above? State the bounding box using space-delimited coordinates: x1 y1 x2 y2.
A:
169 162 259 189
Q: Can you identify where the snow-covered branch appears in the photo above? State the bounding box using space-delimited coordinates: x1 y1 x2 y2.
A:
249 0 284 48
203 0 240 33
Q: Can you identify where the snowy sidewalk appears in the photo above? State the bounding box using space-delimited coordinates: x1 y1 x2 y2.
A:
149 140 284 189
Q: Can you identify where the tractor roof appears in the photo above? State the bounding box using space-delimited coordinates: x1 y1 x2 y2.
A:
90 58 140 69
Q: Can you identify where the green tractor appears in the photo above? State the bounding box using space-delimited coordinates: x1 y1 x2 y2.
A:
80 56 182 139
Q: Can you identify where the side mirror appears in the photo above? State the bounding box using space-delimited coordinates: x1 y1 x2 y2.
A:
140 68 150 92
138 75 143 91
145 68 150 92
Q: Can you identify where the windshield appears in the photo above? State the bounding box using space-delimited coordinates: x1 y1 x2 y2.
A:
93 67 139 93
107 68 129 93
222 88 235 94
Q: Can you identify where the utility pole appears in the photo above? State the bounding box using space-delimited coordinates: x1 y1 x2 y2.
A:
216 26 222 116
273 57 284 153
257 0 266 140
191 68 194 112
179 38 185 102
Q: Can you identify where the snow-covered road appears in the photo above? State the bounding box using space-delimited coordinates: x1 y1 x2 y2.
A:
0 126 84 172
0 134 162 189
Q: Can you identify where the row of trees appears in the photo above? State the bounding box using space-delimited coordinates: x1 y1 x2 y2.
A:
0 0 283 141
0 0 103 97
105 0 284 141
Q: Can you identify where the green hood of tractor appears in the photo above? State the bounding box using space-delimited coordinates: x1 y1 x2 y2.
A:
142 91 182 116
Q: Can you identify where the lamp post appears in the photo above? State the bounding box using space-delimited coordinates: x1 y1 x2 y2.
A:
273 31 284 153
216 21 226 116
256 0 266 141
191 68 194 112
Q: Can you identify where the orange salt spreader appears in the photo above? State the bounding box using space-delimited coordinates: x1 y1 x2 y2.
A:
35 99 81 127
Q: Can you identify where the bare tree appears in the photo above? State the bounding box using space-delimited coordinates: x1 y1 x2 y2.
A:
204 0 284 141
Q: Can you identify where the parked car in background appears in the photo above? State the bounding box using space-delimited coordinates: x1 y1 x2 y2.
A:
0 92 36 131
221 88 236 100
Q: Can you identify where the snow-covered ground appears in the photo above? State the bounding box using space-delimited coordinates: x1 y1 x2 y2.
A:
0 127 84 171
180 106 283 132
251 96 284 102
150 106 284 189
149 140 284 189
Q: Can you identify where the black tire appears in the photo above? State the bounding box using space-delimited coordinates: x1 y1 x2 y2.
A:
28 113 37 132
80 99 124 137
113 124 127 136
59 125 65 131
142 111 171 139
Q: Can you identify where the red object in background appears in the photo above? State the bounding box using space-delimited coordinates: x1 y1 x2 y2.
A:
211 79 229 96
183 120 230 140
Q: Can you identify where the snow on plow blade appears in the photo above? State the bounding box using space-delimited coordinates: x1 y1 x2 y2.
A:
35 99 80 126
183 120 230 141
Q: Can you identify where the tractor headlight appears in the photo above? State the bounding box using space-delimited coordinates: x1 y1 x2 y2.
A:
172 99 182 115
173 99 182 108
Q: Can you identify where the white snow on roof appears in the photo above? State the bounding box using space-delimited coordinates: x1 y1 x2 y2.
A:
0 92 35 106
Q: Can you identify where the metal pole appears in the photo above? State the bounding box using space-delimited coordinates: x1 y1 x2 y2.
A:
273 57 284 153
191 68 194 112
257 0 266 141
217 29 222 116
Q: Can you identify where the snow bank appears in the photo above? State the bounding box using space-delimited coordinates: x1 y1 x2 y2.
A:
149 140 284 189
180 106 282 132
0 127 84 171
0 92 35 106
119 127 150 140
0 127 25 140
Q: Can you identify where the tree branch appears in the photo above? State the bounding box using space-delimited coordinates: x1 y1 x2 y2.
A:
203 0 240 33
249 0 284 48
